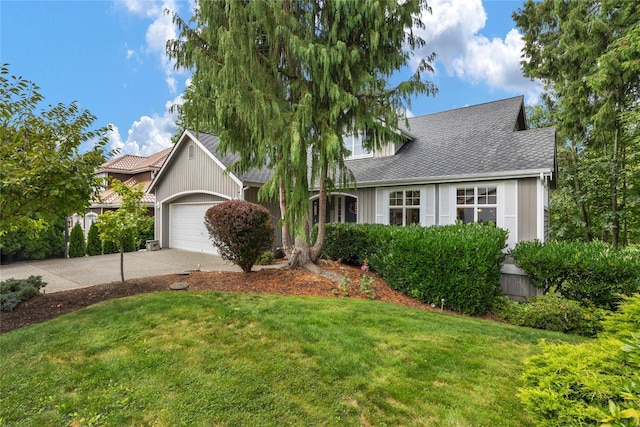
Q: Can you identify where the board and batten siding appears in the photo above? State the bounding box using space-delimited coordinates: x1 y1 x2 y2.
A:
517 178 538 243
243 187 283 249
356 188 376 224
154 136 242 247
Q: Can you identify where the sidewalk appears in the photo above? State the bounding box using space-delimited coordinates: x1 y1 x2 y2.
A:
0 249 245 293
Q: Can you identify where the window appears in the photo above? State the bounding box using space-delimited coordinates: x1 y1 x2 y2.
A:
188 144 195 160
389 190 420 226
344 133 371 159
456 186 497 224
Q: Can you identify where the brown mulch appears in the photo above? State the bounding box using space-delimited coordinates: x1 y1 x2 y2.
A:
1 260 442 334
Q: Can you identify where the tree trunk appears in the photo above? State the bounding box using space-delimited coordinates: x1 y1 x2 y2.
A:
569 147 593 242
287 235 310 268
279 177 292 257
310 161 328 263
119 242 125 283
610 128 619 248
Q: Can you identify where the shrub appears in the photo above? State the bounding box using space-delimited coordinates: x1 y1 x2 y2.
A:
102 238 118 254
0 220 65 262
0 275 46 311
319 223 395 267
380 223 507 315
86 222 102 256
519 294 640 426
256 251 275 265
204 200 274 273
492 294 607 336
512 240 640 310
68 223 86 258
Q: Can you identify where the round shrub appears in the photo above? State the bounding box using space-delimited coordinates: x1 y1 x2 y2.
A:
204 200 274 273
68 223 86 258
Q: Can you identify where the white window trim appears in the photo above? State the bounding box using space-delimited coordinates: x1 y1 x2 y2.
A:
380 187 426 226
455 185 498 224
344 133 373 160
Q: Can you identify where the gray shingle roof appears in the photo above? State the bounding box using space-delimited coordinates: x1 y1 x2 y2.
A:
191 96 555 188
346 96 556 186
195 131 273 184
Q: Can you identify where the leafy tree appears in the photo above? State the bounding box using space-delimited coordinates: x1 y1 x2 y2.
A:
0 63 111 243
167 0 436 267
97 180 153 282
86 222 102 256
514 1 640 247
0 220 65 263
68 222 86 258
204 200 274 273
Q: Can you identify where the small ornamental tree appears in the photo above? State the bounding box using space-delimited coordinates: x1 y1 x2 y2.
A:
86 222 102 256
97 180 153 282
204 200 274 273
68 222 86 258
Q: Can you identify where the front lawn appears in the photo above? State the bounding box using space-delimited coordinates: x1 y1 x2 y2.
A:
0 292 579 426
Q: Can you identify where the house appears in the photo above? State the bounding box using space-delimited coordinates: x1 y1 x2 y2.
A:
72 147 172 235
149 96 556 260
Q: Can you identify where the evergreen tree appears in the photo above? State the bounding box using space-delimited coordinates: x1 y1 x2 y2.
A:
86 222 102 256
514 1 640 246
167 0 437 266
68 222 86 258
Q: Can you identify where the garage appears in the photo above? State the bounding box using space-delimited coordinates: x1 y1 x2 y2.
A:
169 203 218 254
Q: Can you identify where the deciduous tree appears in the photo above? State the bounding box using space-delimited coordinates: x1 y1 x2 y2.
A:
97 180 153 282
0 64 110 243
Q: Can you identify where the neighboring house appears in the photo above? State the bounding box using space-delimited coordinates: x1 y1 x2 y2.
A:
149 96 556 258
72 147 172 235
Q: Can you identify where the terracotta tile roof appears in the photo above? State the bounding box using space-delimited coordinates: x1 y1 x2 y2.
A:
93 175 155 207
101 147 172 172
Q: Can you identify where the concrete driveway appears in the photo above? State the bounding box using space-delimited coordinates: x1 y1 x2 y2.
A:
0 249 246 293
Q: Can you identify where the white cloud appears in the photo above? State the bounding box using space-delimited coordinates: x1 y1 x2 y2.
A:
107 94 183 157
413 0 542 104
119 0 182 93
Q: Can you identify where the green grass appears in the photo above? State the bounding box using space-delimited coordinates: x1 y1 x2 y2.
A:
0 292 580 426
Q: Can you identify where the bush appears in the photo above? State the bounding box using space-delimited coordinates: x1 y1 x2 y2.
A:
86 222 102 256
0 220 65 262
256 251 275 265
492 294 607 336
68 223 86 258
319 223 396 267
380 223 507 315
512 240 640 310
519 294 640 426
204 200 274 273
102 238 118 254
0 275 46 311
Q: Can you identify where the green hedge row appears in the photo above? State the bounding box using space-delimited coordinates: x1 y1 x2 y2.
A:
511 240 640 310
321 223 508 315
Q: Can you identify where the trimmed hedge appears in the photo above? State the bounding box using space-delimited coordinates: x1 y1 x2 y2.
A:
379 223 507 314
321 222 507 315
86 222 102 256
511 240 640 309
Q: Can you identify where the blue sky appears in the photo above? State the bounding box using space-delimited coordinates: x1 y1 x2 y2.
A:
1 0 540 158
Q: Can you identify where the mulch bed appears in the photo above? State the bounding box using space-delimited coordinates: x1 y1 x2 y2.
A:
1 260 439 334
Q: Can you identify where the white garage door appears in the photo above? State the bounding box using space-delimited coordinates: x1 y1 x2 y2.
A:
169 203 218 254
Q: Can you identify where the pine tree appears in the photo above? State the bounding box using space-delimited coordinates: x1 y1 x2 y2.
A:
68 222 86 258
